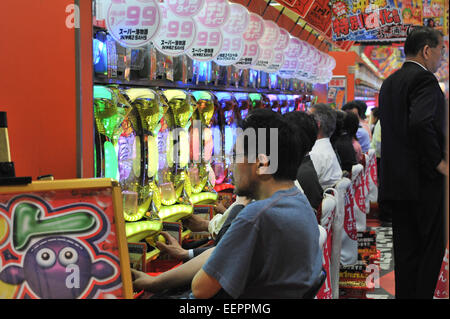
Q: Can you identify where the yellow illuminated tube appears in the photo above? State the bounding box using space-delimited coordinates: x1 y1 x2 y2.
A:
190 192 218 205
125 220 163 243
158 204 194 223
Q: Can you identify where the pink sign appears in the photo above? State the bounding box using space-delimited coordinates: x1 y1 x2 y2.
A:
186 26 223 61
242 13 265 43
278 57 299 78
221 3 249 35
196 0 230 29
295 61 308 80
265 49 284 73
166 0 205 18
258 20 280 48
274 27 290 51
214 33 245 66
300 40 312 60
253 47 274 71
153 3 196 56
284 37 302 59
234 41 260 69
106 0 161 48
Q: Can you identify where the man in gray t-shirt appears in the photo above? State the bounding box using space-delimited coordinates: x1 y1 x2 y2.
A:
191 109 323 299
202 186 322 298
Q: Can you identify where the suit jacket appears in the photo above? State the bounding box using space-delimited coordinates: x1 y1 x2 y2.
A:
378 61 446 201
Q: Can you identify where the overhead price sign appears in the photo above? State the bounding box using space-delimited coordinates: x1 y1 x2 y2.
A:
153 3 197 56
234 12 264 69
166 0 205 17
186 27 224 61
214 2 248 66
106 0 161 48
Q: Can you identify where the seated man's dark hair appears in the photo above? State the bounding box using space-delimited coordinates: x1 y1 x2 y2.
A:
238 108 302 181
330 110 346 143
283 111 318 156
343 110 360 140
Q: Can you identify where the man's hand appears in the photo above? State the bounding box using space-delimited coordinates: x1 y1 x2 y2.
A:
131 269 156 292
234 195 252 206
182 214 210 232
156 231 189 260
213 202 227 214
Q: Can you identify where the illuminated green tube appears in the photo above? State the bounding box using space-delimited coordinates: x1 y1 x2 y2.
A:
158 204 193 223
190 192 218 205
125 220 162 243
104 141 118 179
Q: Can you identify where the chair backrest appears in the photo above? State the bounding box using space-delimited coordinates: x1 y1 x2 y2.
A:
366 149 378 202
303 268 327 299
329 177 352 298
352 163 367 232
351 164 364 182
339 172 359 266
318 224 327 251
320 189 337 231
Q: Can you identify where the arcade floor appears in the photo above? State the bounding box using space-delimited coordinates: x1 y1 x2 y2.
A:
365 219 395 299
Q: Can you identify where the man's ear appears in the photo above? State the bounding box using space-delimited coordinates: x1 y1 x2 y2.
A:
422 45 432 60
257 154 270 175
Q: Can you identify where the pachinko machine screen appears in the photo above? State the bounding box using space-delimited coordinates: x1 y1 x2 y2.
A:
233 92 251 120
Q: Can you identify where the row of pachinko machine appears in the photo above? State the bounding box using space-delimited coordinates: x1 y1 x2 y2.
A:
93 86 313 260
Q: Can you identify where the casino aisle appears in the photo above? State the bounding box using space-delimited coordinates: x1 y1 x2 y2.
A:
365 218 395 299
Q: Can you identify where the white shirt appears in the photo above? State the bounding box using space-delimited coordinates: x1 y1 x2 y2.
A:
309 138 343 190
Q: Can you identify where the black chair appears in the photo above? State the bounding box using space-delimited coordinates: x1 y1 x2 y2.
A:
303 268 327 299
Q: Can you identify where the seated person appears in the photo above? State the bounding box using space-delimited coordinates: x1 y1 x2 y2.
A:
342 101 371 153
191 108 323 299
155 196 252 260
283 110 323 213
308 103 343 190
131 197 251 295
343 110 364 164
330 110 357 174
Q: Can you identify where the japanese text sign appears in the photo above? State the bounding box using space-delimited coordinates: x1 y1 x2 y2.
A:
242 13 265 42
274 27 290 51
166 0 205 17
186 26 223 61
258 20 280 48
330 0 406 42
234 41 260 69
196 0 230 29
214 33 245 66
106 0 161 48
153 3 197 56
221 3 249 35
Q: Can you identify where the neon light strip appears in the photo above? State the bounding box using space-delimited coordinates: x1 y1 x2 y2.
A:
158 204 193 222
190 192 218 204
125 220 163 242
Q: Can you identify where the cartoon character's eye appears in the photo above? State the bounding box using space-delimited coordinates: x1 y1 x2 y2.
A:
36 248 56 268
58 247 79 266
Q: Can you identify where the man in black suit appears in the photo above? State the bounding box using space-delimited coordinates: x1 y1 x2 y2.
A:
378 26 447 299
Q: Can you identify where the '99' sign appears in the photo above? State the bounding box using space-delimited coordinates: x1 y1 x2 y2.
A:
107 0 161 48
153 3 197 56
187 27 223 61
